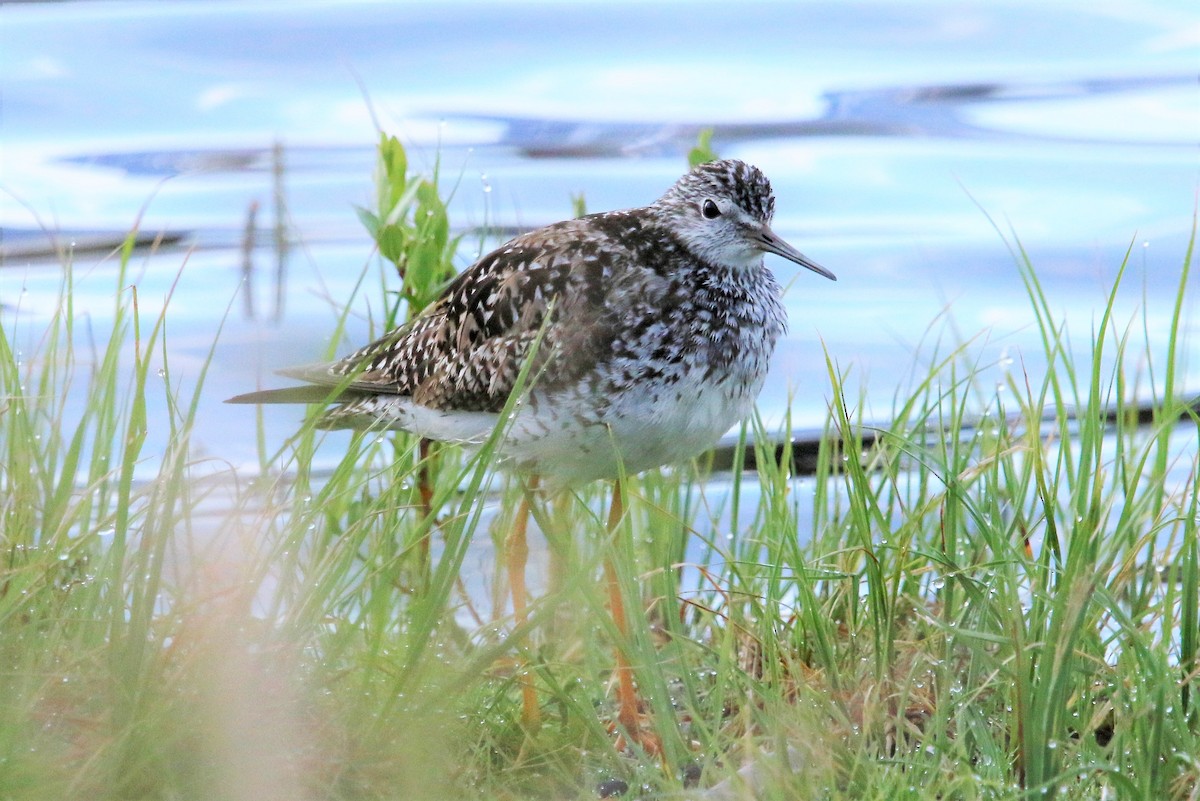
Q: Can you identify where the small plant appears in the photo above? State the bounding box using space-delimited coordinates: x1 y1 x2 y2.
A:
354 134 466 587
688 128 719 167
355 133 460 320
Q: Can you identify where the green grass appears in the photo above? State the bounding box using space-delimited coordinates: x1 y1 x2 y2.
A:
1 146 1197 799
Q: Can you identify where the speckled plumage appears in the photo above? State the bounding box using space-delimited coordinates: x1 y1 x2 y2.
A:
229 159 835 489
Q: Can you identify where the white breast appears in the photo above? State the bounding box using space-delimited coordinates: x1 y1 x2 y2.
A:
503 364 765 489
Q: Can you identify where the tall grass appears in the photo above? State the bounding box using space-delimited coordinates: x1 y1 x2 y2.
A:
0 235 231 797
0 145 1196 799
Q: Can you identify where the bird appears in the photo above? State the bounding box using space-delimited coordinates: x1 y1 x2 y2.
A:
227 158 835 749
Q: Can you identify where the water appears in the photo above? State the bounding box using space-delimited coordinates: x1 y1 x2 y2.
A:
2 0 1197 480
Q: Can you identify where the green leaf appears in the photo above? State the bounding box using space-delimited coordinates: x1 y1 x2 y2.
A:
687 128 718 167
570 192 587 219
377 223 409 267
354 206 381 239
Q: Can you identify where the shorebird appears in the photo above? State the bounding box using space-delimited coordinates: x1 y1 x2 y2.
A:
228 158 835 749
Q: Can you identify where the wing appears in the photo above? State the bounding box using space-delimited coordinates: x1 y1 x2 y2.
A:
228 213 652 420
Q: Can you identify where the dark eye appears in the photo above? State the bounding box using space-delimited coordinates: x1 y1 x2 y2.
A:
701 199 721 219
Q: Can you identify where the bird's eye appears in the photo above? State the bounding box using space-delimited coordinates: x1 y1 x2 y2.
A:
701 199 721 219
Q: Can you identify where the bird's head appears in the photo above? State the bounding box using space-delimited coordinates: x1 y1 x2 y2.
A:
655 159 836 280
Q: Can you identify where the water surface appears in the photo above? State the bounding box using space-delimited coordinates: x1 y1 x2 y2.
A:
2 0 1197 480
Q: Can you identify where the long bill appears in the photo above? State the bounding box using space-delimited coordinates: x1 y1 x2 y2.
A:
756 225 837 281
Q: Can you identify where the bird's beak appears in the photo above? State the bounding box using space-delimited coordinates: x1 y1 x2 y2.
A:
756 225 836 281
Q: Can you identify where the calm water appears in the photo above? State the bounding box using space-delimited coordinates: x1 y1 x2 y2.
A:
2 0 1198 482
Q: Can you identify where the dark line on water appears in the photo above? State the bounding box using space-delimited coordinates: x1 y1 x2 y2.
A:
711 395 1200 476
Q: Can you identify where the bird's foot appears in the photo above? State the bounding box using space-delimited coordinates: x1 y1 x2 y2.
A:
608 711 662 757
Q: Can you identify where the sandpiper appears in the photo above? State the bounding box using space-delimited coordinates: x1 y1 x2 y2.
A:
228 158 835 748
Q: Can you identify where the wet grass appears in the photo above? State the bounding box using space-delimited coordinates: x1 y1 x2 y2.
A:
1 146 1197 799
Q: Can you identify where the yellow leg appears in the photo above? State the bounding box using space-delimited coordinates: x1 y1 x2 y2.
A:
507 479 541 729
603 481 644 744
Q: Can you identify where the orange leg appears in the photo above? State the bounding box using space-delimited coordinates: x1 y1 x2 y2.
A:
507 479 541 729
604 481 658 752
415 438 435 587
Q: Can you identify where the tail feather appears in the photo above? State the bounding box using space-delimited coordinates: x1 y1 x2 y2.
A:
225 385 346 405
225 383 411 433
